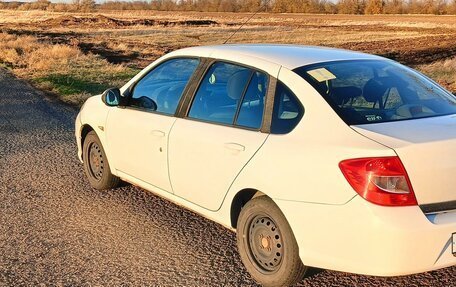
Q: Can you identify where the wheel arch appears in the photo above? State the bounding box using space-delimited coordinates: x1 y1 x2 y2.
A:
230 188 266 229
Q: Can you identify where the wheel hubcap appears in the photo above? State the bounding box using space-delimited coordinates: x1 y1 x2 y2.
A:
247 215 284 273
88 142 104 181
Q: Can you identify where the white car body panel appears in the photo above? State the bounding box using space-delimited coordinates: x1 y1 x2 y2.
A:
277 196 456 276
353 115 456 205
106 108 176 192
75 111 83 162
76 95 116 173
224 66 396 205
75 44 456 277
168 119 268 211
249 67 395 203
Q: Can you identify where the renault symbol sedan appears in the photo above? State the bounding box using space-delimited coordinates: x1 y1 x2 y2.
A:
75 44 456 287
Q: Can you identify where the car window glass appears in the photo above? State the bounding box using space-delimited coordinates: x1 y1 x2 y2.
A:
271 81 304 134
188 62 252 125
236 71 268 129
130 58 199 114
384 88 403 109
294 60 456 125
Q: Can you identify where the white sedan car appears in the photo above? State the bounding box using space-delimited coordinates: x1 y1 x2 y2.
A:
75 44 456 287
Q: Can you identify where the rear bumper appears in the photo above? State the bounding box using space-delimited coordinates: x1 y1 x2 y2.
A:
275 196 456 276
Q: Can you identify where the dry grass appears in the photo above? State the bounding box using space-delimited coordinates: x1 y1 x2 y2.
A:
0 33 80 74
0 32 137 106
419 58 456 92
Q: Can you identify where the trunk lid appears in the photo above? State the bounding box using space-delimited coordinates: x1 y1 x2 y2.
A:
352 114 456 206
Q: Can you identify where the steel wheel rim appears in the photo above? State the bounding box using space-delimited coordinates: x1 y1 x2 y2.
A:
245 214 284 273
88 142 104 181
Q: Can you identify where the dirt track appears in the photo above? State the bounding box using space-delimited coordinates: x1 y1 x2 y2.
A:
0 69 455 286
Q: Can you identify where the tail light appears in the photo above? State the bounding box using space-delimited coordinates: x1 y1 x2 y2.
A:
339 157 417 206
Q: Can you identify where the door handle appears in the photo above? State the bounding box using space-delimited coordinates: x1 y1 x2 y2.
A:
224 143 245 152
151 130 166 137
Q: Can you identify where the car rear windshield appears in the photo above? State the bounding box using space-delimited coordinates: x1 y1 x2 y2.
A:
294 60 456 125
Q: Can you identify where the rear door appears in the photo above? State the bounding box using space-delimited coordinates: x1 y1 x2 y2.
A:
106 58 200 193
168 61 273 211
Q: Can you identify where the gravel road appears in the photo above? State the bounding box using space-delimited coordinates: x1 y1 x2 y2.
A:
0 69 454 286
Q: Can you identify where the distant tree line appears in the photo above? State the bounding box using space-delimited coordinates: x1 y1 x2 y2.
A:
1 0 456 15
0 0 96 12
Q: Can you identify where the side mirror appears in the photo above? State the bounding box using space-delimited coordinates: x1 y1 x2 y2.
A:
101 88 122 107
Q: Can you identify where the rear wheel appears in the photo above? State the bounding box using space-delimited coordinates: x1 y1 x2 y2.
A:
237 196 307 287
82 131 120 190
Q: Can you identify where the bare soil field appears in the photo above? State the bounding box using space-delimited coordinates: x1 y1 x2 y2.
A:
1 10 456 104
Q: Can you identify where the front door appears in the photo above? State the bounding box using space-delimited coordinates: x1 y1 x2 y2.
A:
106 58 200 192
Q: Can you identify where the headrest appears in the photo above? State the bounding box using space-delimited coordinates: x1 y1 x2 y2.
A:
332 86 362 105
227 70 251 100
363 78 388 103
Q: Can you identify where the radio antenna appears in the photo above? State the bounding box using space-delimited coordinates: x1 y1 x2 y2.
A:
223 0 271 45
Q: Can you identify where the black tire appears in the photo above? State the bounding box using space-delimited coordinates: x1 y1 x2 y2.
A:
82 131 120 190
237 196 307 287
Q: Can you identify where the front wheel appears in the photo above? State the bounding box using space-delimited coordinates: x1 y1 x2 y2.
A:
82 131 120 190
236 196 307 287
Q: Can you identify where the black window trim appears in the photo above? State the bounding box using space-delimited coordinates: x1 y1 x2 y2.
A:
120 56 203 117
261 75 277 134
182 58 274 132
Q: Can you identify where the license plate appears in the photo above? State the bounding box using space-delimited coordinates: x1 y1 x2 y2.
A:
453 233 456 256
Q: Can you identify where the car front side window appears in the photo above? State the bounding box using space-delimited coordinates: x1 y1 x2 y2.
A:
130 58 200 114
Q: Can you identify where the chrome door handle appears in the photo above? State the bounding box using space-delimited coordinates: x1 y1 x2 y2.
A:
224 143 245 152
151 130 166 137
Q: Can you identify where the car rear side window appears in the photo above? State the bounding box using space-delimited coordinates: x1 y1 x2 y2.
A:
188 62 268 129
271 81 304 134
130 58 199 114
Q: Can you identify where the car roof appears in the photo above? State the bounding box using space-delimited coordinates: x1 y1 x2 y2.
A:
172 44 383 70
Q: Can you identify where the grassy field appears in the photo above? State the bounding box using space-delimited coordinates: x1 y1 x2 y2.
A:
1 9 456 105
